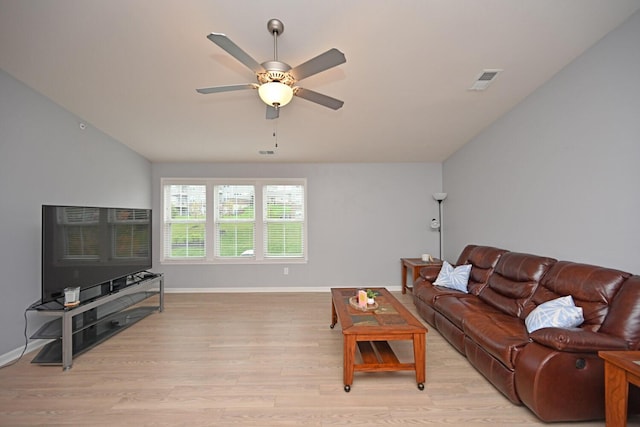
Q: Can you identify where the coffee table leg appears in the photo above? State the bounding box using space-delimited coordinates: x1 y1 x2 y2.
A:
603 361 628 426
330 300 337 328
343 335 356 392
401 261 408 294
413 332 426 390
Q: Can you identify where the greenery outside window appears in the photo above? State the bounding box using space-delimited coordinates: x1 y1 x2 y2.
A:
214 185 255 257
264 185 304 258
162 184 207 259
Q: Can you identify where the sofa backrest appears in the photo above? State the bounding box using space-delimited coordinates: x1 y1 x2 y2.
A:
455 244 478 265
478 251 557 318
599 275 640 349
455 245 508 295
531 261 630 332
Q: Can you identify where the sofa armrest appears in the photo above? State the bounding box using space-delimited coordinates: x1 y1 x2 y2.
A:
419 265 442 283
529 327 629 352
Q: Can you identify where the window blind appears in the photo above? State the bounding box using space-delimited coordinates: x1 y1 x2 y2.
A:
163 184 206 258
263 184 304 258
214 185 255 257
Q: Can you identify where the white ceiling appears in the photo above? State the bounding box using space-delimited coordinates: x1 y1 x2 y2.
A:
2 1 639 163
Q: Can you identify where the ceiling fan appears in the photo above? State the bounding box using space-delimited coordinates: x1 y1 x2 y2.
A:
196 18 346 119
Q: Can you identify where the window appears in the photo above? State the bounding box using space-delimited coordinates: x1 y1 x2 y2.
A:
162 184 206 259
214 185 255 257
161 178 306 263
264 185 304 257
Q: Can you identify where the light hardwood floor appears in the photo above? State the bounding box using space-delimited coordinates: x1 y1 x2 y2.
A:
0 291 636 426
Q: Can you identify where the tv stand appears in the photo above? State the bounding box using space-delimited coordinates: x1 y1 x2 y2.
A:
29 273 163 370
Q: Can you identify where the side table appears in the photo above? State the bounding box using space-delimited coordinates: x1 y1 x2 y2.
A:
401 258 442 294
598 350 640 426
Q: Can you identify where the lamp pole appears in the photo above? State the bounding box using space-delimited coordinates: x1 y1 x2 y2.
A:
437 199 443 259
432 193 448 260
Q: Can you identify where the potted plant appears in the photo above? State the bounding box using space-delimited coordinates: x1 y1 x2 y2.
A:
366 289 378 305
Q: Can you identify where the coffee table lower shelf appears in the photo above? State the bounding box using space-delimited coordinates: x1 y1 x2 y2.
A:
344 339 425 392
343 334 426 392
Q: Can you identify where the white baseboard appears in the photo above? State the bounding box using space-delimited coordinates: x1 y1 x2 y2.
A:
164 285 402 293
0 339 52 369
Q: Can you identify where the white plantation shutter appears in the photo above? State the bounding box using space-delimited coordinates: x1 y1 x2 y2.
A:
263 185 304 258
163 184 206 259
214 185 255 257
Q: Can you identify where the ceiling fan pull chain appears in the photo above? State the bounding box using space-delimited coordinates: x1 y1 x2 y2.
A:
274 120 279 148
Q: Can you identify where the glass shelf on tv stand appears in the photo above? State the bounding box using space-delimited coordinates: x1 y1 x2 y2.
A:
29 273 164 370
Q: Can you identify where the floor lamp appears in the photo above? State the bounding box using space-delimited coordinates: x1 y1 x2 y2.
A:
431 192 447 260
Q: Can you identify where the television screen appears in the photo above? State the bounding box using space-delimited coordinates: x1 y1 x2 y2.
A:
41 205 152 303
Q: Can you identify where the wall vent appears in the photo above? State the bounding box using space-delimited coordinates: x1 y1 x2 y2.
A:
469 69 502 91
259 150 275 155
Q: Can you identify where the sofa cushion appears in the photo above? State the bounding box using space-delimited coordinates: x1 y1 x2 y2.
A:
599 275 640 348
478 252 557 318
463 311 530 369
434 294 500 330
434 261 472 292
531 261 629 332
413 282 464 307
525 296 583 333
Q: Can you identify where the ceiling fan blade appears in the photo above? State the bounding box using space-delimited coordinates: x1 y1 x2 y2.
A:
207 33 265 74
295 88 344 110
289 48 346 81
196 83 258 94
266 105 279 120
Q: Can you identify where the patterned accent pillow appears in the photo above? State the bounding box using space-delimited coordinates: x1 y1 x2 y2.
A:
525 295 584 333
433 261 472 293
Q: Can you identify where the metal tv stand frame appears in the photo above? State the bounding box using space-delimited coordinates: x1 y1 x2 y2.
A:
30 273 164 370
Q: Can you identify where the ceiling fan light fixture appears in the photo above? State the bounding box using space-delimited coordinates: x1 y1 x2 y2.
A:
258 82 293 108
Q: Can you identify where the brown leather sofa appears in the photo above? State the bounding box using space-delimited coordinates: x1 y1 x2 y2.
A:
413 244 640 422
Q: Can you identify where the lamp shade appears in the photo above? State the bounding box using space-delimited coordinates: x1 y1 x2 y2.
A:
258 82 294 107
433 192 448 202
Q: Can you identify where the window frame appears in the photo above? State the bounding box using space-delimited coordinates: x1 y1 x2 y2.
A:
160 177 307 264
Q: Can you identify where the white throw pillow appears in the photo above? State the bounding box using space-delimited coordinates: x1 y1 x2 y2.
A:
525 295 584 333
433 261 472 293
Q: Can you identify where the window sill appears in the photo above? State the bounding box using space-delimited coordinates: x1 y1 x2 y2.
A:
159 258 307 266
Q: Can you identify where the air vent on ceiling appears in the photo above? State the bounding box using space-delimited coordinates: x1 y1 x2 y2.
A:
469 69 503 91
259 150 276 155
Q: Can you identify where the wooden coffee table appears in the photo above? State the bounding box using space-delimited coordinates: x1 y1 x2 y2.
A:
599 350 640 426
330 287 427 392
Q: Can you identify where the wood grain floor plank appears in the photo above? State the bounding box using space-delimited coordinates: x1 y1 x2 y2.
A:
1 291 637 426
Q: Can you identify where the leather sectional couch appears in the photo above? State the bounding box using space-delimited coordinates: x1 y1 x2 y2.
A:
413 244 640 422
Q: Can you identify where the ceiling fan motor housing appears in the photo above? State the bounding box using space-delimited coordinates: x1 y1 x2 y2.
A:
258 67 295 87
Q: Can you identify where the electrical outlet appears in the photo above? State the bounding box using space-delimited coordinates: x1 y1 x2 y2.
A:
283 267 289 275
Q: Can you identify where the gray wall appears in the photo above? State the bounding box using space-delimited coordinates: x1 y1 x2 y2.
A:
0 70 152 358
152 162 443 289
443 11 640 273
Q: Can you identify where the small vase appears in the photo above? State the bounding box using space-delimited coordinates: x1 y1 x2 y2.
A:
367 297 375 305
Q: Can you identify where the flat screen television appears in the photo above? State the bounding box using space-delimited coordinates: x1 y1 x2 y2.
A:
41 205 152 304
